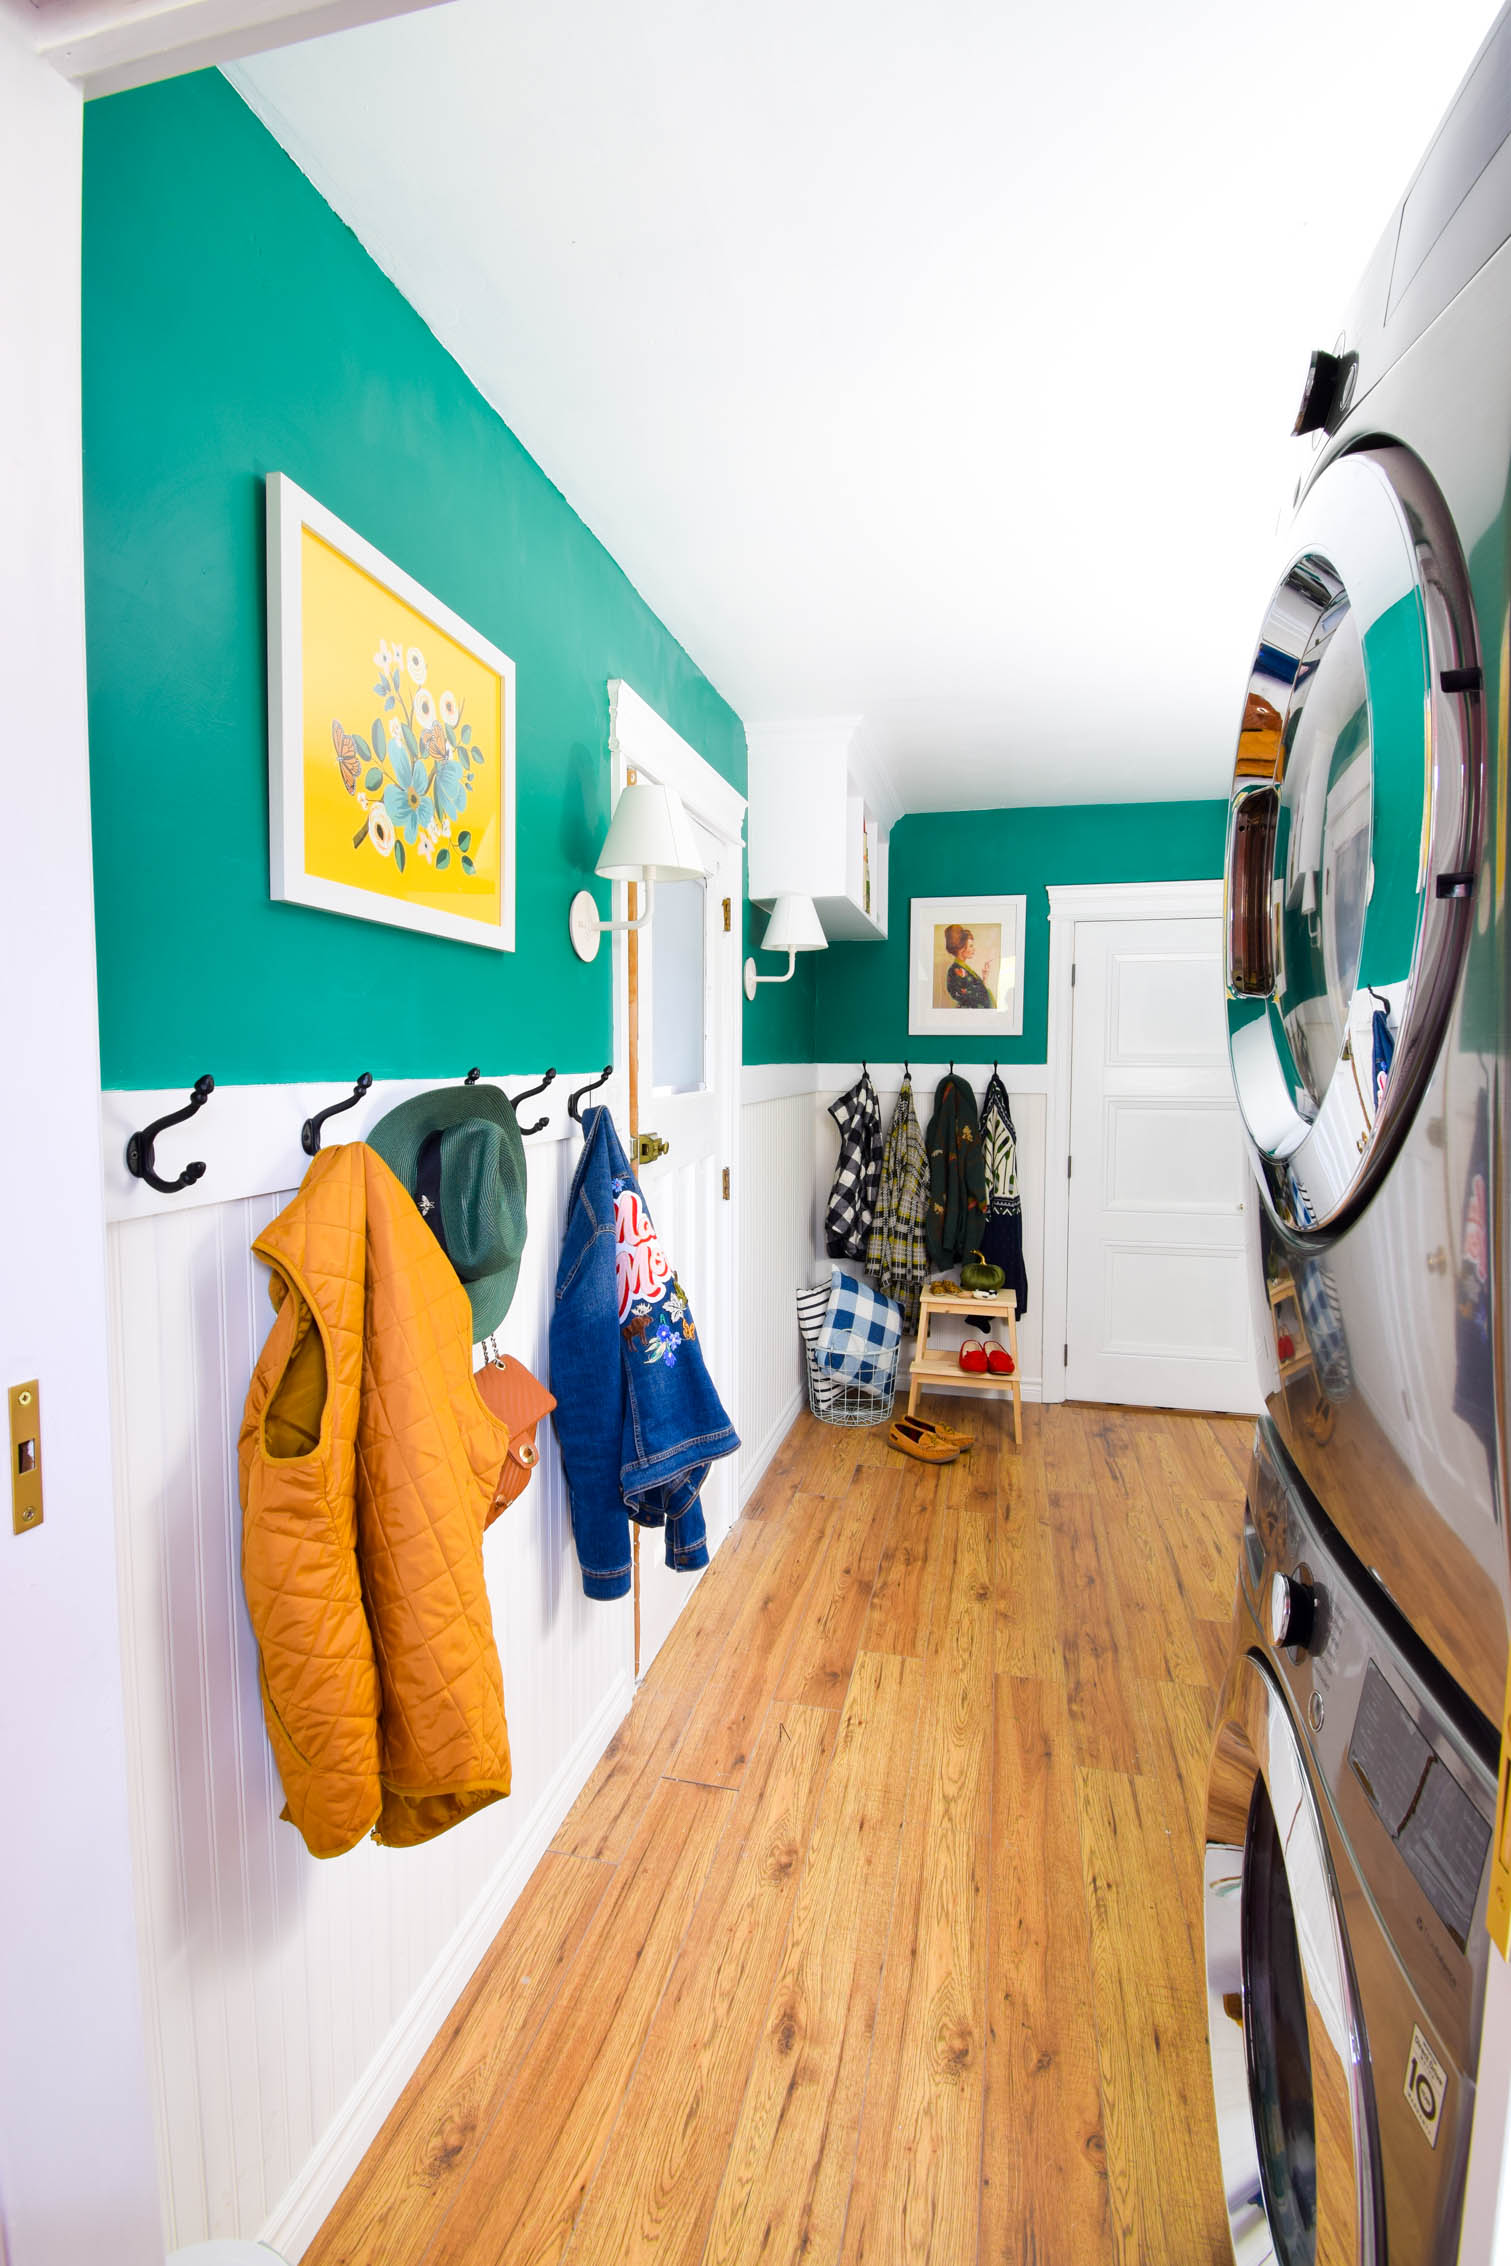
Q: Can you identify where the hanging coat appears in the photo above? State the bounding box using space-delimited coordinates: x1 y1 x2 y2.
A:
924 1073 985 1268
551 1107 739 1600
238 1144 514 1858
865 1076 929 1330
825 1070 882 1260
979 1072 1029 1318
1371 1004 1395 1112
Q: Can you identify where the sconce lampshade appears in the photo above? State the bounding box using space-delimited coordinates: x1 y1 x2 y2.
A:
595 780 706 883
760 894 828 954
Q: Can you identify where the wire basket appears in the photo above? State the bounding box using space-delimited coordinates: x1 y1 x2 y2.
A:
802 1337 899 1427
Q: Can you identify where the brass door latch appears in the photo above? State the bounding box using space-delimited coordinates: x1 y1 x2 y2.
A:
10 1381 42 1536
633 1132 670 1166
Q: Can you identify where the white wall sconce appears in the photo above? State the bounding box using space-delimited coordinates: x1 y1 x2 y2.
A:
569 779 707 962
743 892 828 1001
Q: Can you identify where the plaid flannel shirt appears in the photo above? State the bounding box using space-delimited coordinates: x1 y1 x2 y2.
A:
825 1071 882 1260
865 1078 929 1331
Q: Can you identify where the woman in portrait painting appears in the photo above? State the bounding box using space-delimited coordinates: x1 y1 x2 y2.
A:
944 923 995 1010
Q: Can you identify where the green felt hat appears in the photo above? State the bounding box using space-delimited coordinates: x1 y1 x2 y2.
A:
367 1083 527 1343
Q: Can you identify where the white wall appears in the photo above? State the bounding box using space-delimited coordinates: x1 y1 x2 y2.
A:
0 23 164 2264
102 1087 636 2256
737 1080 823 1493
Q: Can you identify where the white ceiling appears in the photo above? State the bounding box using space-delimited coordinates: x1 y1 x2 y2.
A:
234 0 1500 813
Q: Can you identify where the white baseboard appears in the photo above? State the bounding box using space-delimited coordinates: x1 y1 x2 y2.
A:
739 1382 806 1506
260 1668 635 2262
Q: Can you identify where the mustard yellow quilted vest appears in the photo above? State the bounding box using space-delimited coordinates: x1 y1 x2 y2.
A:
238 1143 513 1858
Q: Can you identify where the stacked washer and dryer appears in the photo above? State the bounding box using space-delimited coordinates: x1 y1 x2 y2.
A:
1206 13 1511 2263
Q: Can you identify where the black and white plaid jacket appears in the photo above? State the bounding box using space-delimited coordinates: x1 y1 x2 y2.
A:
824 1071 882 1260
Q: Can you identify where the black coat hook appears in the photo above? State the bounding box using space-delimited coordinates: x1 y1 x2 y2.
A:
567 1064 613 1121
464 1066 482 1085
127 1075 214 1195
302 1072 373 1156
1365 986 1391 1012
510 1066 557 1136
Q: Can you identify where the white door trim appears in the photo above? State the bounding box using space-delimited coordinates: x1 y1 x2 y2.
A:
606 684 745 1627
609 679 747 843
1041 877 1225 1404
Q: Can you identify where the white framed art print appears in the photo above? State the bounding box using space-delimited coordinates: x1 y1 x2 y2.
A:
907 894 1025 1037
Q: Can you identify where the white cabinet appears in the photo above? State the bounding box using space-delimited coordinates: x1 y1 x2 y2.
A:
746 717 898 941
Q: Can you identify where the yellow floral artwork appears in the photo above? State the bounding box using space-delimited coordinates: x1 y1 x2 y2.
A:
300 529 504 926
268 474 515 951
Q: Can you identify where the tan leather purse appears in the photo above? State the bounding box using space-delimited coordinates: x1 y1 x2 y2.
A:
474 1355 557 1527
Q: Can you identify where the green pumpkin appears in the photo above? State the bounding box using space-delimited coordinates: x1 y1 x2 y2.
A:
960 1249 1004 1292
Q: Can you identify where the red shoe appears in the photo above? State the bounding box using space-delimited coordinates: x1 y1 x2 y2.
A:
986 1345 1014 1376
959 1342 988 1374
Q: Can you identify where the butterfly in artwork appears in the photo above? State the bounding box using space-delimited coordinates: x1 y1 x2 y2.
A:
331 719 363 795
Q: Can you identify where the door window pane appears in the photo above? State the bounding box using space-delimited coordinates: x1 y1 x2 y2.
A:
652 879 705 1093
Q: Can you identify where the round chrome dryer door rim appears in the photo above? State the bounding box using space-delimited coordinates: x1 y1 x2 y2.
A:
1204 1650 1381 2266
1224 442 1483 1242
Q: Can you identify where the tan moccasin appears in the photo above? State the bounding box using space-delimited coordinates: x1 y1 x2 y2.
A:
909 1415 973 1452
887 1418 961 1464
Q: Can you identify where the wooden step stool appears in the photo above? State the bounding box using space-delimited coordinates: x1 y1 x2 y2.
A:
906 1286 1021 1445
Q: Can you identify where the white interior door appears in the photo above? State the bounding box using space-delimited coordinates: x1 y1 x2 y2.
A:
1065 915 1260 1413
609 683 743 1676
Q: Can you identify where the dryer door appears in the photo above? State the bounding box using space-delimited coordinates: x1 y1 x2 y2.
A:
1225 444 1483 1239
1205 1650 1381 2265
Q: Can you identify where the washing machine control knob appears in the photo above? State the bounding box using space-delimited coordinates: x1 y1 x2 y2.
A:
1270 1571 1316 1652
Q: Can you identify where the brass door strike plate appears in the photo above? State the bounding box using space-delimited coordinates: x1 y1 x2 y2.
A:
10 1380 42 1536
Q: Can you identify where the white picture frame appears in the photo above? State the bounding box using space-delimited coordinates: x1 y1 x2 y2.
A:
908 893 1026 1037
267 472 517 951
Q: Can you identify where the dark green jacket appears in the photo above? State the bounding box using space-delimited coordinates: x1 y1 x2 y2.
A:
924 1074 985 1267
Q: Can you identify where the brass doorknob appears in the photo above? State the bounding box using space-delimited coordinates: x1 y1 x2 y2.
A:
1426 1247 1449 1274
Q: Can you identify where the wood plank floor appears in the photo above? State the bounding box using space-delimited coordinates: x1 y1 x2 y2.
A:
307 1400 1250 2266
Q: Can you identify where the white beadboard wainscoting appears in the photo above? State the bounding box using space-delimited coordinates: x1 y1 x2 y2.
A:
102 1061 1037 2257
104 1066 827 2257
103 1076 643 2258
736 1079 823 1495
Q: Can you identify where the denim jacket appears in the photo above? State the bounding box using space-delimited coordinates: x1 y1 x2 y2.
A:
549 1107 739 1600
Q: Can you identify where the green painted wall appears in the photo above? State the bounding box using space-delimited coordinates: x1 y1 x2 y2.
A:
83 71 761 1088
817 799 1228 1061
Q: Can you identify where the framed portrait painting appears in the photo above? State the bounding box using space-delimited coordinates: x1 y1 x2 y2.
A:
267 473 516 950
908 894 1026 1037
